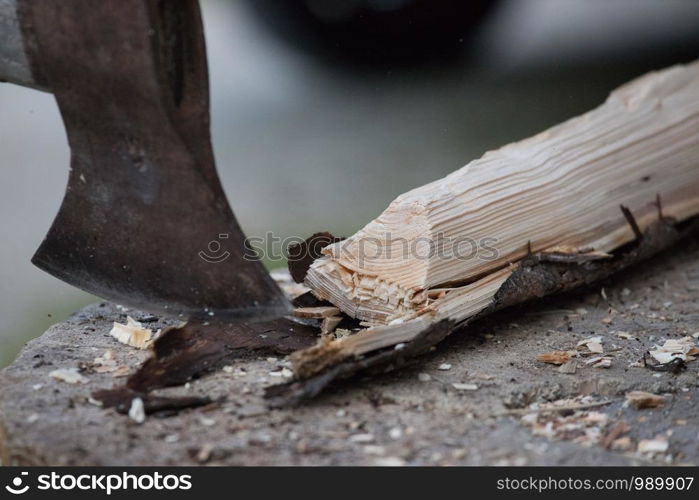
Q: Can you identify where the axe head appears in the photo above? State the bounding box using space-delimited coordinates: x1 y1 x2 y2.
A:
18 0 289 320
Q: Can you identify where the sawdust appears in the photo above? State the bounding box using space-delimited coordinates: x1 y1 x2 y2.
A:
90 350 134 377
92 350 118 373
519 396 611 447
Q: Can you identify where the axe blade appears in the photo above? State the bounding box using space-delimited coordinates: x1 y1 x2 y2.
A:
18 0 289 320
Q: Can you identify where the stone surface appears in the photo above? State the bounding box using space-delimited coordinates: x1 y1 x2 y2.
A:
1 239 698 466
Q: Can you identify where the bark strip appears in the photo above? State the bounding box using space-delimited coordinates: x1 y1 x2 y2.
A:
92 317 318 407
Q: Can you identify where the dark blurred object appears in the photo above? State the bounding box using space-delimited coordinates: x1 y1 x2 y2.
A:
244 0 497 67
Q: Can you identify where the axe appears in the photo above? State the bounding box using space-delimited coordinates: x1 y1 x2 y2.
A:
0 0 290 320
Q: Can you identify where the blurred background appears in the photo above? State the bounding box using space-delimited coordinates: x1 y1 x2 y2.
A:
1 0 699 367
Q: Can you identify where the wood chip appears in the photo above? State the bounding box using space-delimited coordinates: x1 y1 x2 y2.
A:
611 436 632 451
270 268 309 298
93 350 118 373
586 356 612 368
292 306 340 319
649 336 698 364
349 433 375 443
109 316 153 349
536 351 571 365
557 360 578 374
320 316 342 335
452 383 478 391
305 61 699 329
112 366 131 378
626 391 665 409
578 336 604 353
638 436 669 454
196 443 214 463
49 368 88 384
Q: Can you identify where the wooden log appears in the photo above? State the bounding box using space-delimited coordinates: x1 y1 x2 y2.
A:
306 61 699 327
282 61 699 386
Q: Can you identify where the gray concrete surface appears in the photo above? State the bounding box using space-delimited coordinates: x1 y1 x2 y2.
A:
1 238 697 466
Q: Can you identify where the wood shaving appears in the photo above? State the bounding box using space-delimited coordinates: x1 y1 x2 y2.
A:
649 336 699 364
452 383 478 391
349 433 375 443
270 268 309 299
577 336 604 353
637 436 669 454
49 368 88 384
625 391 665 409
110 316 153 349
586 356 612 368
292 306 340 319
269 367 294 379
536 351 571 365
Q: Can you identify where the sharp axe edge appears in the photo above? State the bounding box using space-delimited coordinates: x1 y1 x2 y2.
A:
20 0 289 319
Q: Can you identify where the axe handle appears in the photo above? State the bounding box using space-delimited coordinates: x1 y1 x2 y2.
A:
0 0 45 91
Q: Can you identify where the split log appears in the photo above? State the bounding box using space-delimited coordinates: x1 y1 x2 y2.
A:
272 60 699 400
307 61 699 326
278 216 697 398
